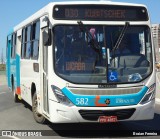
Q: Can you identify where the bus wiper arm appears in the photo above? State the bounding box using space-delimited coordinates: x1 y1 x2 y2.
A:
77 21 86 32
112 22 130 55
77 21 100 50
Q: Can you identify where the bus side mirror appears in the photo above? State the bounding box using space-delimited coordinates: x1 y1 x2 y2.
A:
42 29 51 46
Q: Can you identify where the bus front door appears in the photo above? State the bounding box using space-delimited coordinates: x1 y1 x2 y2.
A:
41 16 49 115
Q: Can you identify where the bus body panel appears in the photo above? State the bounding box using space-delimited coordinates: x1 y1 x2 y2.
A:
20 59 40 105
61 87 148 107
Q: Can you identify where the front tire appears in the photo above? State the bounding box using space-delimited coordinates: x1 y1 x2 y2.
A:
32 93 46 124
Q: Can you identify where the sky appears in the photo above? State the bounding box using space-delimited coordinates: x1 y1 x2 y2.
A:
0 0 160 58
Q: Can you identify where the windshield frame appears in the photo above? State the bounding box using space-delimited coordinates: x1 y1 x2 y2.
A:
53 24 153 85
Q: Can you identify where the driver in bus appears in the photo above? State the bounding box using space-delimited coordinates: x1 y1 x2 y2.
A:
113 39 131 55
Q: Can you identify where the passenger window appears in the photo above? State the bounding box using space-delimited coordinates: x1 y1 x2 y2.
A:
26 26 31 59
21 28 26 59
21 20 40 60
11 33 17 58
31 21 40 60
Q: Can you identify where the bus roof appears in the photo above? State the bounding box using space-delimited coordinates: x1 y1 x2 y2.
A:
52 1 147 8
12 1 147 33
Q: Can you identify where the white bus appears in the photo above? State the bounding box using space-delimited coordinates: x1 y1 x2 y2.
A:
6 1 156 123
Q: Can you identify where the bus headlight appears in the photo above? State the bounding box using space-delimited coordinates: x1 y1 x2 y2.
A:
51 85 73 106
140 84 156 104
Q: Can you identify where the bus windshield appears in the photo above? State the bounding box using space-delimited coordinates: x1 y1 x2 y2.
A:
54 25 152 84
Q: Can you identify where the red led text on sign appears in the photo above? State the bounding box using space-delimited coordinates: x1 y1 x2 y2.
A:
85 9 126 19
66 62 85 71
65 8 126 19
65 9 78 18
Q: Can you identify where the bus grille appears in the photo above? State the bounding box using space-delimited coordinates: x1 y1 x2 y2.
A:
79 109 136 121
69 87 142 95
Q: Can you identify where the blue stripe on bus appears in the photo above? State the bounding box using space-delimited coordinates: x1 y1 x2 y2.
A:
16 54 20 87
6 29 20 90
6 42 11 87
10 54 20 92
62 86 148 107
6 31 13 88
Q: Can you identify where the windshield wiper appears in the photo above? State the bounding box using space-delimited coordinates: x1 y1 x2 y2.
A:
112 22 130 56
77 21 100 51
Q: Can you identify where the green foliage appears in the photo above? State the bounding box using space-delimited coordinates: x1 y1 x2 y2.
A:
0 64 6 71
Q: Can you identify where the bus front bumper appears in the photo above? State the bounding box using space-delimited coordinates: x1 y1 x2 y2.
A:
48 99 155 123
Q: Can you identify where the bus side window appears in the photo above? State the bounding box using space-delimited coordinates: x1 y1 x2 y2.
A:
26 25 32 59
21 28 26 59
11 33 17 59
31 21 40 60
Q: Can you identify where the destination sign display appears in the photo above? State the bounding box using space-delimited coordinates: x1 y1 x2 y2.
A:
53 5 148 21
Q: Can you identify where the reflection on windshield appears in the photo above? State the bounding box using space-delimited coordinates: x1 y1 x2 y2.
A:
54 25 152 84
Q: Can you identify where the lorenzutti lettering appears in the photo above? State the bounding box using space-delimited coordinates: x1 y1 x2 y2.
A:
98 84 116 88
85 9 126 18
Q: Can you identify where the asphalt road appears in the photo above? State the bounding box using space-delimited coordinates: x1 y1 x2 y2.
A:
0 72 160 139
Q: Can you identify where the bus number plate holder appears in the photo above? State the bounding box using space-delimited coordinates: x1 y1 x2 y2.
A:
98 116 118 123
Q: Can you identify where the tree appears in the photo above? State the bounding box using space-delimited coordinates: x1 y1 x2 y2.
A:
1 48 4 64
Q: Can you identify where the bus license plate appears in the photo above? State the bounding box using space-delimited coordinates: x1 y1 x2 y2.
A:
98 116 118 123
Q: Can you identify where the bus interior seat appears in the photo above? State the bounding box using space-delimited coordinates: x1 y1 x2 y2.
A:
118 54 149 68
110 54 150 76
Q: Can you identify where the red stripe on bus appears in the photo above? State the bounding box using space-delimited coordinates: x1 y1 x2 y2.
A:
16 87 21 95
95 96 107 107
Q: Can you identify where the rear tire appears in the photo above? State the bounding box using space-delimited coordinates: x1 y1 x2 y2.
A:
32 93 46 124
12 80 19 103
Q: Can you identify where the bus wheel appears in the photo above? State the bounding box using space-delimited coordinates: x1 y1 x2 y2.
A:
12 81 19 103
32 93 46 124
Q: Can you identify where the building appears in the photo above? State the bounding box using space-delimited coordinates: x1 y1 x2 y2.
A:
151 24 160 62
